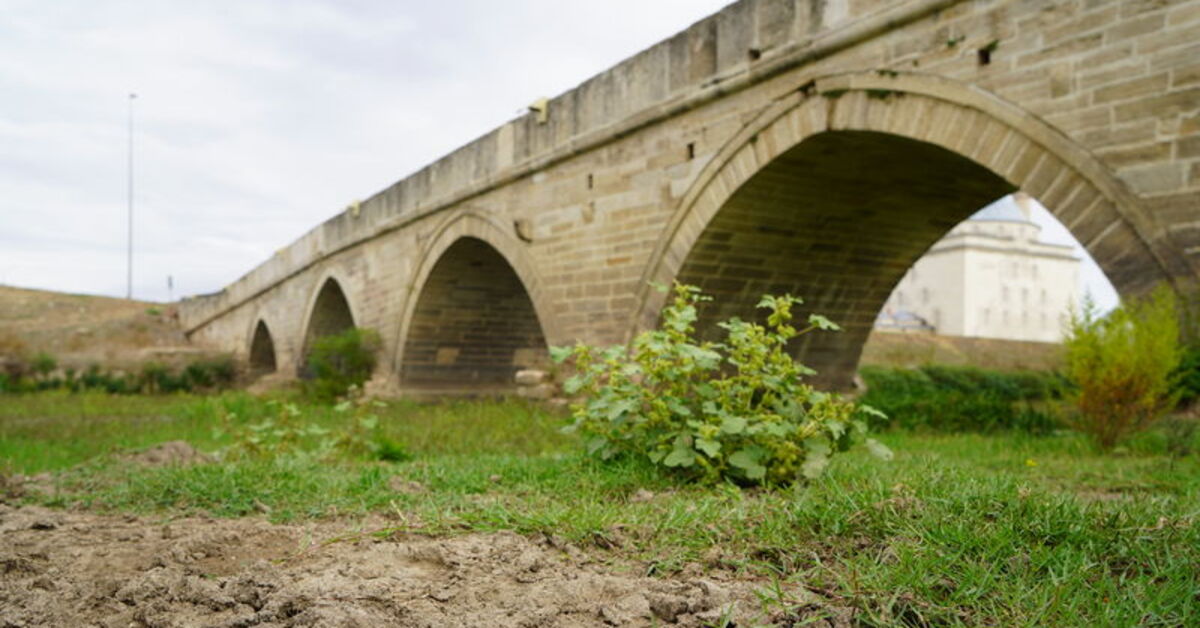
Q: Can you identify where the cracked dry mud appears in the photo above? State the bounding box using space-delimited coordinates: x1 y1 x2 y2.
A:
0 503 826 627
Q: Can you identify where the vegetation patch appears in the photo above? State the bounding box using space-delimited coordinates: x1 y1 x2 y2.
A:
860 364 1060 434
1 392 1197 625
555 283 889 486
302 327 380 401
0 355 235 395
1062 287 1182 449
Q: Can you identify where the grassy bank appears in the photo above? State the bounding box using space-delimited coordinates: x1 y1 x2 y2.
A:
2 392 1198 625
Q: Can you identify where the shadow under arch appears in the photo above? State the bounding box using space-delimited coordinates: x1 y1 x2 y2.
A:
298 275 357 377
633 72 1184 389
392 213 554 394
248 319 277 374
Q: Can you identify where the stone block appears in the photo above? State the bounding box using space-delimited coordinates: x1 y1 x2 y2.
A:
516 383 557 400
514 369 549 386
1092 73 1169 104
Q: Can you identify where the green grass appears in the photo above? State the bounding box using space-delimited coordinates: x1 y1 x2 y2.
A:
0 391 569 470
2 391 1198 625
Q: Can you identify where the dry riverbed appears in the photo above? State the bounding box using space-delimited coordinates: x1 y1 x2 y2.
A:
0 500 840 627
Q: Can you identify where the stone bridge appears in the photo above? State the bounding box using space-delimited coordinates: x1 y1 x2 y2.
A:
180 0 1200 394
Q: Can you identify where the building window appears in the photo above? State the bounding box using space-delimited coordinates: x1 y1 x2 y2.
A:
1022 287 1028 304
1003 310 1009 324
897 291 904 307
1002 286 1009 301
922 288 930 304
983 308 990 324
1041 289 1047 305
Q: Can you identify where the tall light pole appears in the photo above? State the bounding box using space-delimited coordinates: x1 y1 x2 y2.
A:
126 92 136 300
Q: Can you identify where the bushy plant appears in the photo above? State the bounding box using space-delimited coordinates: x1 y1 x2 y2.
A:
217 399 327 460
181 357 236 390
139 362 180 393
304 327 380 401
1062 287 1182 450
30 352 56 379
1175 345 1200 408
1167 293 1200 460
328 386 408 461
553 283 890 486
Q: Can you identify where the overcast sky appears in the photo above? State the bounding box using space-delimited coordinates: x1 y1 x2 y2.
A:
1 0 1116 310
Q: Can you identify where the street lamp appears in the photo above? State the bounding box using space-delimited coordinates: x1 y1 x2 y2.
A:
127 92 137 300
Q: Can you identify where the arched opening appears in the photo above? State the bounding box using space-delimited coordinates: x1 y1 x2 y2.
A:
299 277 356 376
400 237 548 393
674 130 1015 388
248 319 277 374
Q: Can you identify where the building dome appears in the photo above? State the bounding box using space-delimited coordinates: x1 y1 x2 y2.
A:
970 196 1032 223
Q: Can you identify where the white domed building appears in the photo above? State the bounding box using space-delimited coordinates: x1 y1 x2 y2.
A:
876 193 1081 343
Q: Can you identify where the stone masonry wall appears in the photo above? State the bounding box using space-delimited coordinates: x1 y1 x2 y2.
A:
400 238 548 389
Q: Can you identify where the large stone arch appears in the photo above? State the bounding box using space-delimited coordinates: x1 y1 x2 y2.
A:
634 72 1187 388
297 273 358 376
391 212 555 393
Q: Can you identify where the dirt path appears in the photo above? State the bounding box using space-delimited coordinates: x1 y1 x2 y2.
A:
0 504 836 627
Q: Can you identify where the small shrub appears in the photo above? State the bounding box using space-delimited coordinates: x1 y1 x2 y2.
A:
216 386 406 463
139 362 178 393
181 356 236 391
304 328 380 401
374 437 412 463
218 400 326 460
328 386 391 459
30 352 57 379
1174 345 1200 408
554 283 889 486
1062 287 1182 450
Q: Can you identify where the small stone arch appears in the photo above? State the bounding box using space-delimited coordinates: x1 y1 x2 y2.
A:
633 71 1186 388
298 274 358 376
392 212 554 393
248 319 277 374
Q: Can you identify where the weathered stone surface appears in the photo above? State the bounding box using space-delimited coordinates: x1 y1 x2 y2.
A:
516 383 557 400
514 369 549 386
180 0 1200 394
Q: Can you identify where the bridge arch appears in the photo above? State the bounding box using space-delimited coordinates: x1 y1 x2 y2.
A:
298 273 358 376
634 72 1182 388
393 213 554 393
247 318 277 374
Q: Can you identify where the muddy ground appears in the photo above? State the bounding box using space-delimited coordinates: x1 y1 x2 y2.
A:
0 501 844 627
